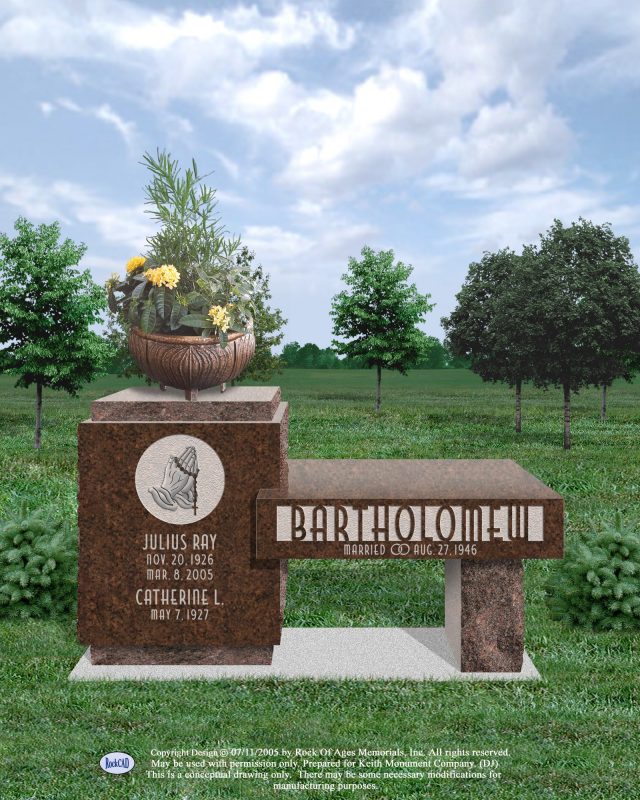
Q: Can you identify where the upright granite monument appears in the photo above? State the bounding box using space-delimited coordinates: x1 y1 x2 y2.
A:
77 386 288 665
77 385 563 674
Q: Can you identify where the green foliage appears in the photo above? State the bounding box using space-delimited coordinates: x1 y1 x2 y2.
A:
281 341 302 366
281 337 466 369
233 247 287 381
0 217 109 393
1 373 640 799
331 246 433 372
443 220 640 446
529 218 640 392
442 248 533 385
107 249 286 381
0 504 76 619
416 336 471 369
102 311 147 379
281 341 345 369
142 148 241 270
108 150 257 338
546 514 640 631
0 217 110 446
443 222 640 393
331 246 433 408
417 336 447 369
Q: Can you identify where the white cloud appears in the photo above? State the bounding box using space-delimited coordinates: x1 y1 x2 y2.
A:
56 97 81 113
39 97 137 148
213 150 240 180
454 102 572 180
243 224 313 265
5 0 640 316
109 4 354 55
278 66 446 197
50 181 148 250
243 216 377 276
167 114 193 137
4 0 612 203
218 1 582 200
453 186 640 255
0 171 148 251
555 1 640 88
93 104 136 147
423 171 568 201
0 173 69 222
81 254 126 284
215 189 245 207
291 199 329 218
0 2 354 65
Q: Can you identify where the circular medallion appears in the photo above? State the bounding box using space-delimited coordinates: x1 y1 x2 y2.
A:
135 435 224 524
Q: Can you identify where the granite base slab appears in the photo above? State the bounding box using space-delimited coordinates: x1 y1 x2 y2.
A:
90 645 273 665
69 627 540 681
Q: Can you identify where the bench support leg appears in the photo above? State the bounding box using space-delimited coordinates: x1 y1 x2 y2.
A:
445 559 524 672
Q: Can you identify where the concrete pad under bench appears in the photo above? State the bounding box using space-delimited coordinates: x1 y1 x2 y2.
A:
69 627 540 682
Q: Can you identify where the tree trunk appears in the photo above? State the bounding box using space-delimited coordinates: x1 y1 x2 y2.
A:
375 364 382 412
600 384 607 421
35 382 43 450
563 383 571 450
515 379 522 433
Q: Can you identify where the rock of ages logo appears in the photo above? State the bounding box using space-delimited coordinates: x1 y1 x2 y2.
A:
135 435 225 524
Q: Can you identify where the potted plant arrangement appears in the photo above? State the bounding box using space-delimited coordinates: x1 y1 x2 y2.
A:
107 150 256 399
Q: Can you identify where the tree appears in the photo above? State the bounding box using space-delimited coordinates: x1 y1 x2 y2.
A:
331 246 433 411
282 341 301 367
296 342 322 368
316 347 342 369
442 248 534 432
103 310 141 377
233 247 286 382
0 217 109 448
280 342 343 368
528 218 640 448
417 337 448 369
444 348 472 369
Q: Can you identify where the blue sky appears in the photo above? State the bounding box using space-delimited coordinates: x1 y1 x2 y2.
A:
0 0 639 347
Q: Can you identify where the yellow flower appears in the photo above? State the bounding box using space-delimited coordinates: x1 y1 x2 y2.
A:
126 255 146 273
144 264 180 289
207 305 231 332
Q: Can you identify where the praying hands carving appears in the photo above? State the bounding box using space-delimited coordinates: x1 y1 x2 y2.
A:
148 446 199 515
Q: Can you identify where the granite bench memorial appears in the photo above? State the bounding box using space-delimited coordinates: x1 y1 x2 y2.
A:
77 386 563 675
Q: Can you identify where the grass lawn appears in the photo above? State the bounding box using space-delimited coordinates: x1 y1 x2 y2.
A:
0 369 638 799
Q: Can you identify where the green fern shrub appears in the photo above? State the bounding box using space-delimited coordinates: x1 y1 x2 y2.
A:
0 505 76 619
546 514 640 631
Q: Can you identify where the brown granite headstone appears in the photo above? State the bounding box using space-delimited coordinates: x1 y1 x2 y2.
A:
255 459 563 673
78 393 563 674
77 387 288 665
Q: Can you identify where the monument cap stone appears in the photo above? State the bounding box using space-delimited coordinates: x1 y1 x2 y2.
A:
91 385 282 422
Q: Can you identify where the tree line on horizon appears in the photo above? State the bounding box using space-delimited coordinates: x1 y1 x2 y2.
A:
1 212 639 451
280 338 470 370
